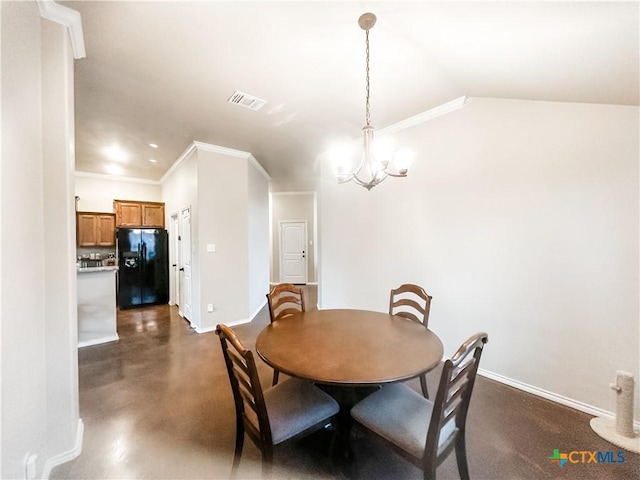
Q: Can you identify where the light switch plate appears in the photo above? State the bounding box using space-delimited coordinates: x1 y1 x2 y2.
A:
207 243 216 252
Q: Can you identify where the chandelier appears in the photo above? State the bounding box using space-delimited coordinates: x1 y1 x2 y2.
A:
333 12 413 191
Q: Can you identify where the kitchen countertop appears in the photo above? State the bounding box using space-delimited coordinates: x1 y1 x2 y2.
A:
77 266 119 273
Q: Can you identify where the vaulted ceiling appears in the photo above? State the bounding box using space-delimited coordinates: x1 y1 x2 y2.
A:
64 1 639 191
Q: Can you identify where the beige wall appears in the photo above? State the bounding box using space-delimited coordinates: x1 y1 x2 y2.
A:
1 2 80 478
197 149 249 331
75 174 162 212
271 193 316 283
162 149 199 325
248 160 270 316
161 145 270 332
319 97 639 420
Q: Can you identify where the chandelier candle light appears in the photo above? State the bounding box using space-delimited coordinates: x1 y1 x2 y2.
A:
333 12 414 190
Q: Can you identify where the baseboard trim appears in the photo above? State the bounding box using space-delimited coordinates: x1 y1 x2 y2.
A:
77 334 118 348
194 324 218 334
42 418 84 479
194 300 267 334
195 319 250 333
478 368 640 429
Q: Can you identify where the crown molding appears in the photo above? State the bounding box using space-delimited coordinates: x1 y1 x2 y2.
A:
193 141 271 181
192 141 251 159
378 96 468 137
161 141 271 184
247 154 271 182
37 0 86 59
316 96 469 163
160 142 198 184
75 171 161 185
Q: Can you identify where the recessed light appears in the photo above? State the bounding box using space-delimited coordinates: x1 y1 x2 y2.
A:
102 145 127 161
149 143 158 148
149 159 157 163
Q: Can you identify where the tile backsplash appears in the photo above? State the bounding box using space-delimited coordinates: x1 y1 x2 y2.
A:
77 246 116 264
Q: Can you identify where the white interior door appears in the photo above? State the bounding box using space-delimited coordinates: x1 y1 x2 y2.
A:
279 221 307 284
179 207 192 321
171 213 180 306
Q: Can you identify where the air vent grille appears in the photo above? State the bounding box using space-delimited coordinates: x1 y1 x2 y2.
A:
228 90 267 111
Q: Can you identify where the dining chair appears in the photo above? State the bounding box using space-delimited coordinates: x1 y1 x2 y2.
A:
216 324 339 477
350 332 489 480
389 283 433 397
266 283 305 385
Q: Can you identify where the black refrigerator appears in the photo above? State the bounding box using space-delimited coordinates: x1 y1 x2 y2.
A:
117 228 169 309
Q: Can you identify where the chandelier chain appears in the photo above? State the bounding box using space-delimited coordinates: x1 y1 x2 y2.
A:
365 29 371 126
334 12 413 190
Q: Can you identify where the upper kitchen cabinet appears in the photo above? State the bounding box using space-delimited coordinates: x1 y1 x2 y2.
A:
114 200 165 228
77 212 116 246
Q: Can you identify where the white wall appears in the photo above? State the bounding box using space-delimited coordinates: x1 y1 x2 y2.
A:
271 192 316 284
319 97 639 420
1 2 80 478
75 174 162 212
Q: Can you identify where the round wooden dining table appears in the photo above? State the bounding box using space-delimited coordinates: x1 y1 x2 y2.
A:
255 309 444 387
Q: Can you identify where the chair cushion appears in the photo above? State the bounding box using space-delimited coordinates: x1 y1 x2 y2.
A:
350 383 456 459
263 378 339 445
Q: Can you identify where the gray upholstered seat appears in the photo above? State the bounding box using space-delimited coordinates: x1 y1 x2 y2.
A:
350 332 488 480
253 377 339 445
216 324 338 476
351 383 456 459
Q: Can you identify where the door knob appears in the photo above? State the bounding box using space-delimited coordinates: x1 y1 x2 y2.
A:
179 268 185 271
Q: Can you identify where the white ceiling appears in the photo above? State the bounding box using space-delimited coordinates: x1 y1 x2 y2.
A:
63 1 639 191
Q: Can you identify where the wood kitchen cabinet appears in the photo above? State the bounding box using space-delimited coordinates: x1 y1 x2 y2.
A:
77 212 116 246
114 200 165 228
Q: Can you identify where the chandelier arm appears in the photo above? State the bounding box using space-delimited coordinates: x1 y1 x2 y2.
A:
352 170 388 189
338 149 368 178
351 173 369 186
385 172 408 178
337 174 355 184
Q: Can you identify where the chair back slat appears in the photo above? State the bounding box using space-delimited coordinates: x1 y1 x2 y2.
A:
424 332 488 470
228 349 250 376
216 324 273 447
266 284 305 323
389 284 432 328
273 306 304 319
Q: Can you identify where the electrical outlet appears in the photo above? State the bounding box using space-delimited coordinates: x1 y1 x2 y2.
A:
207 304 214 313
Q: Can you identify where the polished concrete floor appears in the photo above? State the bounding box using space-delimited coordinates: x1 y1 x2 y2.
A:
52 288 639 479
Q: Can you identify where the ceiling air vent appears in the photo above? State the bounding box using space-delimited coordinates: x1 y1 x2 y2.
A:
228 90 267 111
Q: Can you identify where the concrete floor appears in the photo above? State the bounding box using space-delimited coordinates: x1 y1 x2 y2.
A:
52 289 639 479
